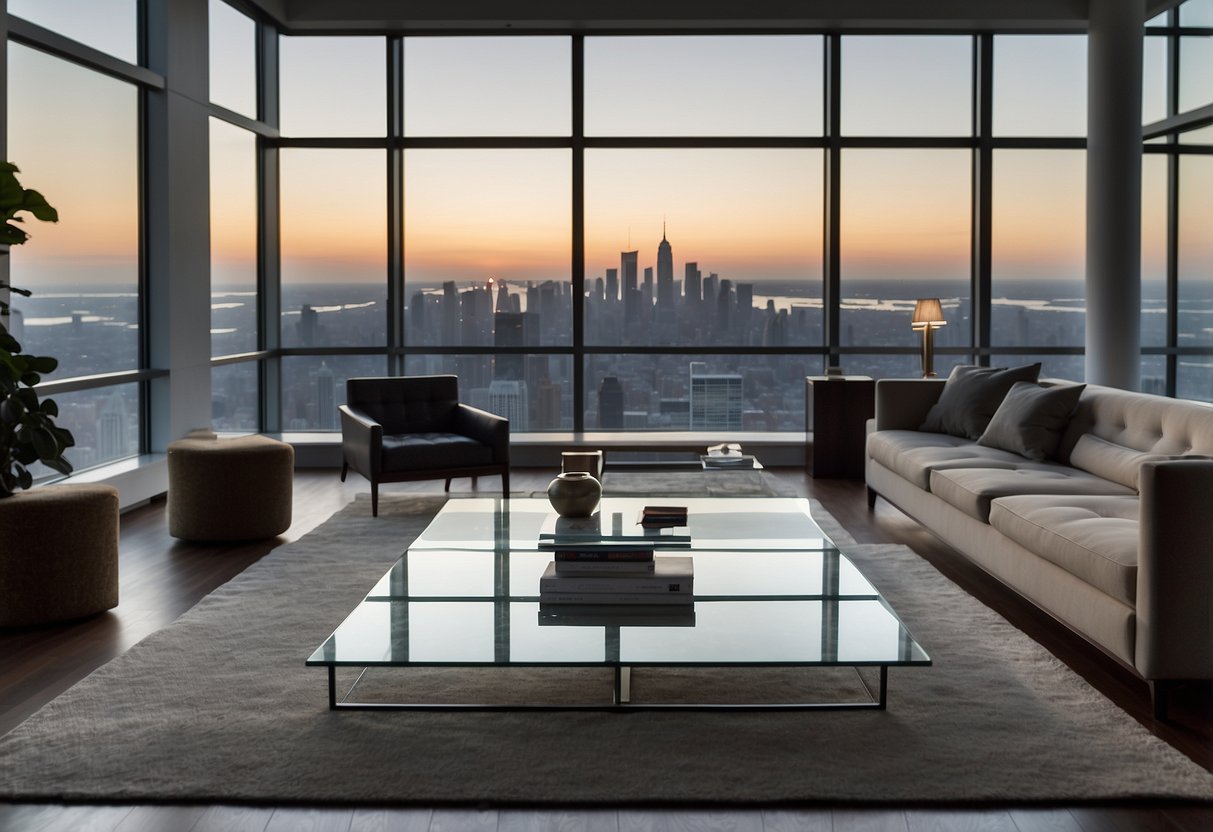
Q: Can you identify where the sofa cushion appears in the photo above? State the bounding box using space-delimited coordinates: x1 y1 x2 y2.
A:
929 465 1136 523
989 495 1139 605
920 363 1043 440
867 430 1025 490
1069 434 1172 491
978 381 1085 461
381 432 493 472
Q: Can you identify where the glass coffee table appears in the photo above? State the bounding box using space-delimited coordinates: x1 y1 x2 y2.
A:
307 497 930 710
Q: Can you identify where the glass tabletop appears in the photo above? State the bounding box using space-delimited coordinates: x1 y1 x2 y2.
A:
308 497 930 670
308 548 930 669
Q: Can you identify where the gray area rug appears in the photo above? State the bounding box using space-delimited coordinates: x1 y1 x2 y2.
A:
1 486 1212 806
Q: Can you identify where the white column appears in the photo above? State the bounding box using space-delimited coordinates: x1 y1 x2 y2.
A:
1086 0 1144 390
144 0 213 448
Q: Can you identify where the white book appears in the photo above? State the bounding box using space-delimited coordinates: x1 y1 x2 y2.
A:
539 556 693 596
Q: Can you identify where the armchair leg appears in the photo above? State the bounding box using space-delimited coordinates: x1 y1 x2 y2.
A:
472 476 478 490
340 462 348 482
867 487 878 509
372 481 379 518
444 478 451 492
502 469 510 498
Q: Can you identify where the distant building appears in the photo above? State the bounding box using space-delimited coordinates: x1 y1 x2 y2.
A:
623 411 649 429
598 375 624 429
534 375 563 430
489 379 528 431
656 227 676 329
311 361 336 430
97 389 129 462
689 368 743 431
684 262 701 304
299 304 319 346
493 311 528 381
621 250 640 329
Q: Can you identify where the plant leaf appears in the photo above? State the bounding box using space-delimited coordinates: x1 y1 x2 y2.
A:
0 397 25 423
43 457 73 475
31 426 58 460
25 355 57 374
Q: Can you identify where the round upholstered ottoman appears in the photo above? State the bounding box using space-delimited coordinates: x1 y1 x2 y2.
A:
168 434 294 541
0 484 120 627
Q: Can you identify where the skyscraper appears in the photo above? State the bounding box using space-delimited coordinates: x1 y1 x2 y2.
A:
657 226 676 329
488 379 529 431
621 250 639 330
493 311 527 381
703 273 718 311
716 278 734 333
97 389 129 462
441 281 459 344
311 361 336 430
605 267 618 303
598 375 624 429
683 262 701 305
689 369 743 431
299 304 319 346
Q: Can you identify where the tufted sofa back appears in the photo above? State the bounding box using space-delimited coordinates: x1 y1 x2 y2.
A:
1056 383 1213 464
346 375 460 434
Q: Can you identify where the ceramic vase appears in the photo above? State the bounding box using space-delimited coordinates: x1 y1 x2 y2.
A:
546 471 602 517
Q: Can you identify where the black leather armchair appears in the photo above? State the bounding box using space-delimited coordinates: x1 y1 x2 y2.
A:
339 375 510 516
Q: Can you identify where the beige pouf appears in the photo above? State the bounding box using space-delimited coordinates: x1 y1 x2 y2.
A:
168 434 294 541
0 484 120 627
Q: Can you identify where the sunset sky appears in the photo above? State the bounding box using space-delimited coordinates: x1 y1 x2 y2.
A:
5 23 1190 288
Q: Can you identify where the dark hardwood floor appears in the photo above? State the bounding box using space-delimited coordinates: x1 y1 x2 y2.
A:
1 467 1210 832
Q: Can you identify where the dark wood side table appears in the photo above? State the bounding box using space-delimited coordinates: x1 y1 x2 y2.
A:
806 376 875 479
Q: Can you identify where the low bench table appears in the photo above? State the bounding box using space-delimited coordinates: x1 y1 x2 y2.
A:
307 497 930 710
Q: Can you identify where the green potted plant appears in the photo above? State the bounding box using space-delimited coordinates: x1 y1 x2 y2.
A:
0 161 74 496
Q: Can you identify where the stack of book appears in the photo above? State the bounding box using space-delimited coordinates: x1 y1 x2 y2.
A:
538 546 694 607
702 443 756 468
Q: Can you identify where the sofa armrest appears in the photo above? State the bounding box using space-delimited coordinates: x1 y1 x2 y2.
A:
453 403 510 464
1136 458 1213 680
339 405 383 477
874 379 946 431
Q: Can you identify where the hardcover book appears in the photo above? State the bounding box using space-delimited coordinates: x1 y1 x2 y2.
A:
538 603 697 627
539 556 693 597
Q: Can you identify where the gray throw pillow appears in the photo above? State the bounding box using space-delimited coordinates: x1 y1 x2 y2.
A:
920 363 1042 440
978 381 1086 461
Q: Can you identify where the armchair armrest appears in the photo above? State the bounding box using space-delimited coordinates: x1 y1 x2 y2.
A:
874 378 946 431
1136 458 1213 680
339 405 383 477
454 403 510 464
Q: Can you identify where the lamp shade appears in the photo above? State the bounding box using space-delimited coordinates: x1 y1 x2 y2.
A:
912 298 947 326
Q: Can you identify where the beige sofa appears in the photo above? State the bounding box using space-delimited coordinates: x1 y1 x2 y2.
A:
865 378 1213 718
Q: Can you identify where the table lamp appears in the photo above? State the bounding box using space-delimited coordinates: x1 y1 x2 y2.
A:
911 298 947 378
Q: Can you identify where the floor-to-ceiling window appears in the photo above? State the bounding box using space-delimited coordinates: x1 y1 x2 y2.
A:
1143 0 1213 402
209 0 264 432
4 1 149 474
251 30 1106 434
